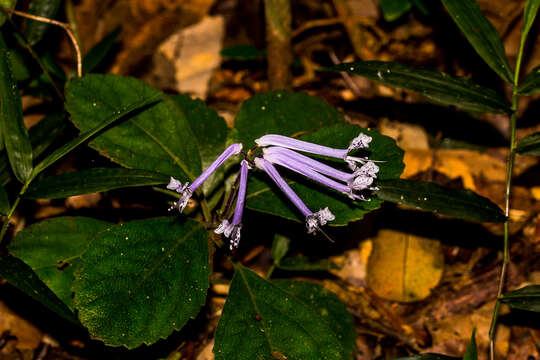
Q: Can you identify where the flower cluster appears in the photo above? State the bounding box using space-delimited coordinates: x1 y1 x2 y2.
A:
167 133 379 249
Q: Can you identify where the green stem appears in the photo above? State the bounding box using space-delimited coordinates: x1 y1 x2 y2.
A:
266 264 276 279
0 182 29 247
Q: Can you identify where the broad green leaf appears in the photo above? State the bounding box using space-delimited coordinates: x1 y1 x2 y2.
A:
10 217 110 309
24 0 63 45
235 90 345 147
214 265 355 360
73 217 209 348
34 83 161 180
271 234 290 265
221 45 265 60
278 256 337 272
0 37 33 183
515 131 540 155
24 168 170 199
0 185 8 214
66 74 200 183
82 28 121 74
0 0 17 26
521 0 540 51
441 0 513 83
463 329 477 360
381 0 412 21
376 179 506 222
321 61 511 114
0 252 78 323
517 65 540 95
393 355 459 360
500 285 540 312
246 124 404 225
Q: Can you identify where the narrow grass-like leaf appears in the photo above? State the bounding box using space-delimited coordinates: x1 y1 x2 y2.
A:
515 131 540 155
376 179 506 222
32 91 161 181
10 217 111 309
82 28 121 74
441 0 513 83
24 0 63 45
24 168 170 199
0 185 9 215
500 285 540 312
463 329 477 360
381 0 412 21
517 66 540 95
73 217 209 348
321 61 511 114
214 265 355 360
522 0 540 49
0 252 78 323
0 39 33 183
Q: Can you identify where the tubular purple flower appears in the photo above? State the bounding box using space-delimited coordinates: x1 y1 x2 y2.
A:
167 143 243 213
215 160 249 249
254 157 335 233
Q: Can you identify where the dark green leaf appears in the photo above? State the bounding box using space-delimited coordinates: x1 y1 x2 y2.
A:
517 65 540 95
66 74 200 183
441 0 513 83
34 81 161 180
278 256 338 272
321 61 511 114
246 124 404 226
0 252 78 323
24 168 170 199
521 0 540 49
10 217 111 309
73 217 209 348
0 37 33 183
381 0 412 21
82 28 121 74
24 0 63 45
411 0 429 15
392 355 459 360
214 266 355 360
500 285 540 312
271 234 290 265
515 131 540 155
376 179 506 223
463 329 477 360
0 185 8 215
221 45 265 60
0 0 17 26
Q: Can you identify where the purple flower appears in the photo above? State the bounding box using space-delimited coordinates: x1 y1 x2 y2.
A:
254 157 335 233
215 160 249 249
168 143 243 212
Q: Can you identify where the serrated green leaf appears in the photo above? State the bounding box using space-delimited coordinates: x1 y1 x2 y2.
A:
0 252 78 323
321 61 511 114
24 168 170 199
34 82 161 180
463 329 477 360
441 0 513 83
24 0 63 45
376 179 506 222
515 131 540 155
278 256 337 272
271 234 290 265
246 124 404 225
0 0 17 26
0 185 8 214
0 36 33 183
82 28 121 74
500 285 540 312
381 0 412 21
66 74 200 184
517 65 540 95
10 217 111 309
73 217 209 348
214 266 355 360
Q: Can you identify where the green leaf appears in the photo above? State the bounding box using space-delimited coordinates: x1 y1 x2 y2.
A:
246 124 404 225
82 27 121 74
214 265 355 360
66 74 201 183
441 0 513 83
0 36 33 183
320 61 511 114
463 329 477 360
517 65 540 95
521 0 540 50
0 0 17 26
73 217 209 348
0 185 8 214
515 131 540 155
9 217 110 310
34 81 161 180
24 168 170 199
221 45 266 60
381 0 412 21
0 252 78 323
278 256 337 272
500 285 540 312
392 355 459 360
376 179 506 223
24 0 63 45
235 90 346 147
271 234 290 265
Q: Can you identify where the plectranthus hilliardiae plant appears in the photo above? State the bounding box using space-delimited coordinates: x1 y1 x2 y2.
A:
167 132 379 249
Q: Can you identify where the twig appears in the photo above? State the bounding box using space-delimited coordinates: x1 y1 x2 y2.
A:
3 7 82 77
328 50 361 96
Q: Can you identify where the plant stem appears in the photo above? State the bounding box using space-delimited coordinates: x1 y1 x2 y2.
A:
0 182 29 247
